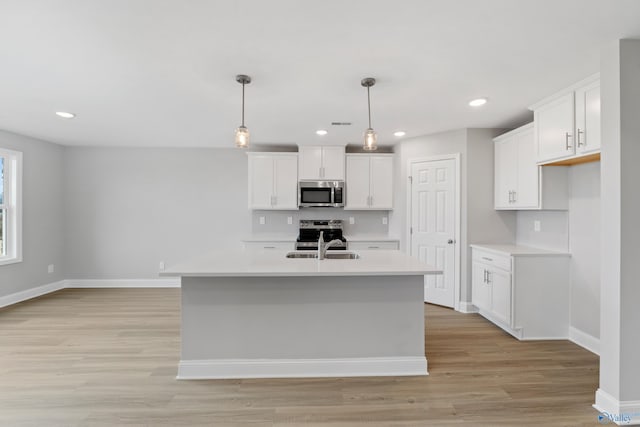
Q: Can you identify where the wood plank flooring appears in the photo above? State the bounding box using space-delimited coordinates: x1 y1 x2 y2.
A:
0 288 600 426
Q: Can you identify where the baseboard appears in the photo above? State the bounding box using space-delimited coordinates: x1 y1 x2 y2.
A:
177 356 429 380
457 301 478 313
569 326 600 355
594 388 640 425
0 280 67 308
66 278 180 288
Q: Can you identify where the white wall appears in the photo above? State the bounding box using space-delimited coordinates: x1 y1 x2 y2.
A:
515 162 601 340
63 147 250 279
0 130 65 297
390 128 516 303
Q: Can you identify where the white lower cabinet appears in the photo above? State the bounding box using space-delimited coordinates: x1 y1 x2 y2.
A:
348 241 399 250
243 241 294 251
470 245 570 340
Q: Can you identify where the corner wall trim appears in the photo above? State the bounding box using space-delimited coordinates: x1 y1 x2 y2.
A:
66 278 181 288
569 326 600 355
594 388 640 425
457 301 478 314
0 280 67 308
177 356 428 380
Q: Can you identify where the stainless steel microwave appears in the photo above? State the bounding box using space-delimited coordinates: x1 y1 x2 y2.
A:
298 181 345 207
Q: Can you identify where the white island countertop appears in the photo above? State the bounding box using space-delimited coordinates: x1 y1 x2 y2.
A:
161 249 440 277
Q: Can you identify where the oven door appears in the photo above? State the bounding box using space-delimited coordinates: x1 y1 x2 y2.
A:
299 181 340 207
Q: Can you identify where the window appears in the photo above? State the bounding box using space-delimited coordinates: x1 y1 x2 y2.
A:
0 148 22 265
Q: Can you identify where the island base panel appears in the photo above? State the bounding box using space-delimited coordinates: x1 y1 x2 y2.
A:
179 275 427 379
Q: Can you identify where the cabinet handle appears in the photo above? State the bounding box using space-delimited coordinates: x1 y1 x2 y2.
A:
482 256 493 262
565 132 573 150
512 190 517 203
508 191 513 203
263 246 276 249
273 195 277 206
486 271 492 284
483 269 488 283
368 246 380 249
577 128 585 147
369 195 373 206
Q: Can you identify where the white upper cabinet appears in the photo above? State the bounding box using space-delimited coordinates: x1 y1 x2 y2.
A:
494 123 568 210
531 74 600 164
298 146 345 180
575 79 601 154
247 153 298 210
345 154 393 210
534 93 575 163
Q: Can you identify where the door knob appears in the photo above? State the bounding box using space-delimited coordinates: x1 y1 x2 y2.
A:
447 239 455 244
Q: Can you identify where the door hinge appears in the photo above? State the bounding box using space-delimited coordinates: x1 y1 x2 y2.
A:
408 175 413 183
410 227 413 235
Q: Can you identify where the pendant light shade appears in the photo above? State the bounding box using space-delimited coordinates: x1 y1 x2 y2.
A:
234 74 251 148
361 77 378 151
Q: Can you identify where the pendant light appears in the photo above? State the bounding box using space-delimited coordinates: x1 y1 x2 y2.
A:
361 77 378 151
234 74 251 148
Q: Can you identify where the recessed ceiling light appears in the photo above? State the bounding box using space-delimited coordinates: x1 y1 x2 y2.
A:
469 98 488 107
55 111 76 119
394 131 406 137
316 130 328 136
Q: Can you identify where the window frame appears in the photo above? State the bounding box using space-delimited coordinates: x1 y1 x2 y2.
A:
0 148 23 266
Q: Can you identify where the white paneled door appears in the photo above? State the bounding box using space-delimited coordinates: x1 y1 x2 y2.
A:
410 159 457 307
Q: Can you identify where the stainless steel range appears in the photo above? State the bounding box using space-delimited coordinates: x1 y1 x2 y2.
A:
295 220 347 251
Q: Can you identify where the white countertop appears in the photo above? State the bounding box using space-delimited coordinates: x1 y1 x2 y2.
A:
161 249 440 277
344 234 400 242
470 244 571 257
243 234 400 242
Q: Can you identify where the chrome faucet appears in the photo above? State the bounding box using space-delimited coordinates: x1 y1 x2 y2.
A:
318 231 343 260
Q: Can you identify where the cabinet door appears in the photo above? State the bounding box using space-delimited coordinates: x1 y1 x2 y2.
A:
321 147 345 180
273 155 298 210
535 93 575 163
575 80 601 154
369 156 393 209
472 262 491 312
489 268 511 326
494 137 518 209
298 146 323 180
514 128 539 208
248 155 274 209
345 156 370 209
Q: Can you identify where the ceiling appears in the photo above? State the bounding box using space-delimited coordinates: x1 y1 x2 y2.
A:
1 0 640 148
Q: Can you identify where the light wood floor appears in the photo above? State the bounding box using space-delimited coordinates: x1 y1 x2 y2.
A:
0 288 600 426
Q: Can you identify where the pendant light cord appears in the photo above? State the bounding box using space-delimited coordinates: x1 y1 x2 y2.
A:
367 86 372 128
241 82 245 127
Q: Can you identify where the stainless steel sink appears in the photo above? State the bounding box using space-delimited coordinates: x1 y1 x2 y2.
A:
325 252 360 259
286 252 318 259
285 251 360 259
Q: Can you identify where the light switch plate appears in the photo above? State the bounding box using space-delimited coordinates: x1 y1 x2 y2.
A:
534 220 541 232
47 264 55 274
259 216 266 225
287 216 293 225
159 261 165 271
349 217 355 225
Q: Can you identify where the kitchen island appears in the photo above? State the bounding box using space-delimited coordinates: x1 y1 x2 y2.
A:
161 250 440 379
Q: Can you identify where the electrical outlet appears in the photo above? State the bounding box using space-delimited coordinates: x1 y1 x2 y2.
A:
47 264 55 274
382 216 388 225
349 217 355 225
159 261 165 271
534 220 541 232
287 216 293 225
259 216 266 225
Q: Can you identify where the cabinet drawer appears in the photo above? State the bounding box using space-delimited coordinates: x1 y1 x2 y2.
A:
348 241 399 250
472 249 511 272
244 241 293 251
